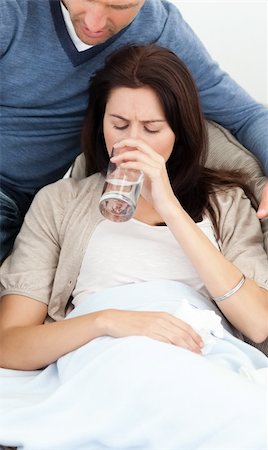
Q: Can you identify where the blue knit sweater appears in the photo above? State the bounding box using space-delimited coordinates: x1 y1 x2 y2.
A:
1 0 267 209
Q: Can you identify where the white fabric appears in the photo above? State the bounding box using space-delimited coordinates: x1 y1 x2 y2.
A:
239 366 268 386
0 280 267 450
174 299 224 354
60 2 92 52
73 217 219 306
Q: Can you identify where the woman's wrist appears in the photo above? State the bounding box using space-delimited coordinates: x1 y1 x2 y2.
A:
93 309 116 337
159 197 186 224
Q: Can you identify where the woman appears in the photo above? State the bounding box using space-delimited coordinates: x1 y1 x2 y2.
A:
0 45 267 450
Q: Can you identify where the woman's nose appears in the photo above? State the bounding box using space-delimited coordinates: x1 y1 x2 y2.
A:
128 124 140 140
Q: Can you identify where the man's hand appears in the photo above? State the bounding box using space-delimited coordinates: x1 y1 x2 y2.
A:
257 181 268 219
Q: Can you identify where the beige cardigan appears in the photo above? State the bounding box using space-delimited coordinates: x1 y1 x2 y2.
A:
1 173 268 324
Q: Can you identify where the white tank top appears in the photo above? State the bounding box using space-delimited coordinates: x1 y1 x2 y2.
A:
72 217 220 307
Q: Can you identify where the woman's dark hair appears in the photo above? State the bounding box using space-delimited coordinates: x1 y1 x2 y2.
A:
81 44 256 234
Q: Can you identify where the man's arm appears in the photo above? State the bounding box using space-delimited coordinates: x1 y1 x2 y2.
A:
155 1 268 174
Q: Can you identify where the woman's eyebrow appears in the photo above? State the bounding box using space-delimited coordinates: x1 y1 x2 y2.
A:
109 114 166 123
109 114 128 120
142 120 166 124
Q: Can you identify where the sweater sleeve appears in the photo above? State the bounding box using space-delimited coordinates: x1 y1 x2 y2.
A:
156 2 268 174
213 187 268 289
0 0 28 57
0 181 69 304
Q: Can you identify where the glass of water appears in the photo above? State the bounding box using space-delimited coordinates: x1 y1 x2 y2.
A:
99 147 144 222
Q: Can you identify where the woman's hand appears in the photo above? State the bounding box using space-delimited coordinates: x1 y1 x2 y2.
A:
112 139 179 216
99 309 203 354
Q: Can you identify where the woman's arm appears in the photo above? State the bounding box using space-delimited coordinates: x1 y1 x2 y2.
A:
163 202 268 343
112 139 268 343
0 295 104 370
0 295 203 371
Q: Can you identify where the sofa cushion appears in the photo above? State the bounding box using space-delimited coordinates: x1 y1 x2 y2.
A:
205 121 267 251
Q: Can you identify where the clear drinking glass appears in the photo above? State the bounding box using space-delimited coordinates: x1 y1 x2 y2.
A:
99 148 144 222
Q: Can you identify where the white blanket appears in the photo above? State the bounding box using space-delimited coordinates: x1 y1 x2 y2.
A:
0 280 267 450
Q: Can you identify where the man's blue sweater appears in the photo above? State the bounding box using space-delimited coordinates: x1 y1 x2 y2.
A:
1 0 267 209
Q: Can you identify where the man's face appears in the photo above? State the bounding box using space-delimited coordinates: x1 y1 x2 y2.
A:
62 0 145 45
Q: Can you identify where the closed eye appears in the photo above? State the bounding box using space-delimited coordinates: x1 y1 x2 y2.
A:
145 127 159 134
113 124 128 130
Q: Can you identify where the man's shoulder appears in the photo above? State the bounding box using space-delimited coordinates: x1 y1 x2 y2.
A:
123 0 188 53
135 0 182 26
2 0 52 26
2 0 29 18
1 0 44 55
141 0 181 15
1 1 26 56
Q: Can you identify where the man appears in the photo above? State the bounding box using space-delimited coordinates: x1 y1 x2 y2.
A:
1 0 267 262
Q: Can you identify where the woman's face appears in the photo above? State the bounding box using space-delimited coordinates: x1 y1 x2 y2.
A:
103 86 176 161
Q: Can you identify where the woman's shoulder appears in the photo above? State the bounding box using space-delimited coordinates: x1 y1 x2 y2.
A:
212 185 249 206
209 186 255 224
34 174 104 205
211 185 266 251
